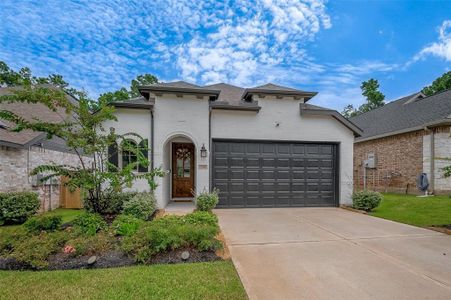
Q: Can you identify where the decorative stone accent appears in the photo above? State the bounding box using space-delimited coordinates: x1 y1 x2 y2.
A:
87 256 97 265
181 251 190 261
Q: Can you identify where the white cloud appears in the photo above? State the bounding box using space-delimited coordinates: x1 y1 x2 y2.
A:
414 20 451 62
176 0 332 86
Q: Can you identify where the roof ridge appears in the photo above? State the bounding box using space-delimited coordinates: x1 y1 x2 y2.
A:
349 91 420 119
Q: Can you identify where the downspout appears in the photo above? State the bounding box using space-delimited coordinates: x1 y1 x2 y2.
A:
150 110 154 170
208 106 212 192
429 128 435 194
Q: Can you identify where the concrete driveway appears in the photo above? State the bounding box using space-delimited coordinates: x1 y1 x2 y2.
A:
216 208 451 300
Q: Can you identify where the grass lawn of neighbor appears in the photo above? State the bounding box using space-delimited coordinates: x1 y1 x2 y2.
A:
0 260 246 300
371 193 451 227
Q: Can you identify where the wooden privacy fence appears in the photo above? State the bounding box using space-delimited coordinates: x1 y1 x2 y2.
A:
59 176 83 209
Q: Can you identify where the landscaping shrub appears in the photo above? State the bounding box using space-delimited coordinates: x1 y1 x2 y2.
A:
122 192 156 220
0 192 40 225
72 212 107 236
112 214 144 237
83 191 137 215
24 215 62 233
195 189 219 212
352 190 383 212
122 212 221 263
8 231 69 269
184 211 219 228
65 231 113 257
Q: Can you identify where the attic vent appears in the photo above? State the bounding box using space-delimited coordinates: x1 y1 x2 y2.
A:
404 92 426 105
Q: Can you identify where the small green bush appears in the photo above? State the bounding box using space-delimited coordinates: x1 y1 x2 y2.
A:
72 212 107 236
0 192 40 225
8 231 69 269
24 215 62 233
122 212 221 263
83 191 137 214
184 211 218 228
352 190 383 212
65 231 113 256
195 189 219 212
112 214 144 236
122 192 156 220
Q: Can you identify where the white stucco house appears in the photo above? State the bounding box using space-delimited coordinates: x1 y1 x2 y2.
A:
104 81 362 209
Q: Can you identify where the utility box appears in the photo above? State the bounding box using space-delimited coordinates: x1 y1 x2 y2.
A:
364 153 377 169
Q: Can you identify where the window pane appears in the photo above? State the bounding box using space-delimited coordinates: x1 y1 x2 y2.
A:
177 158 184 177
183 158 190 177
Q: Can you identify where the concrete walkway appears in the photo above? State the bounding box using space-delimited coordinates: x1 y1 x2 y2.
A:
216 208 451 300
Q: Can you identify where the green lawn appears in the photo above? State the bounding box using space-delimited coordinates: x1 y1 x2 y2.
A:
0 208 83 235
370 193 451 227
0 261 246 300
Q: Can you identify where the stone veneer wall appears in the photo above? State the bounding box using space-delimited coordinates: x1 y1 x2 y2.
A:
353 130 425 194
423 126 451 194
0 145 84 211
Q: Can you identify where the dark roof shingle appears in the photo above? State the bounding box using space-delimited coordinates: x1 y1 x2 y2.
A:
349 89 451 141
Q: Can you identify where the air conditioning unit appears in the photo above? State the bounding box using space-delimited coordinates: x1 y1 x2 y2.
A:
364 153 377 169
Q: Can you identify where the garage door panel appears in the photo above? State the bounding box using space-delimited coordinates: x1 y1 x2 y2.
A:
213 141 337 208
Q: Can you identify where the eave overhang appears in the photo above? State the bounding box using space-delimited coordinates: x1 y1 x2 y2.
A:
300 104 363 137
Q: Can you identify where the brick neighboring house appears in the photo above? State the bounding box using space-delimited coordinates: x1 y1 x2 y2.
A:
349 89 451 194
0 86 84 210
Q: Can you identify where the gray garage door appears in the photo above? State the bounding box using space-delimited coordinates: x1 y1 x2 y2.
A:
212 140 338 208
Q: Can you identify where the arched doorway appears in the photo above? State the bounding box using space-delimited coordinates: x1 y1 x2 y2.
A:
162 134 197 202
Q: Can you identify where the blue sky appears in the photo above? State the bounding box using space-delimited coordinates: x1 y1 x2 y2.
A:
0 0 450 110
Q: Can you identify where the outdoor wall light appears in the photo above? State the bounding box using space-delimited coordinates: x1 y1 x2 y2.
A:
200 144 208 157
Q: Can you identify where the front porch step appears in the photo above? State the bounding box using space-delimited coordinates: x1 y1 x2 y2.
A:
164 201 196 216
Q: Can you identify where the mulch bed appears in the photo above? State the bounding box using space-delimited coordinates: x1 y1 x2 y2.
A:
0 248 221 271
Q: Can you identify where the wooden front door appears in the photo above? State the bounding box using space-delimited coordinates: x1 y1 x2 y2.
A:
172 143 195 198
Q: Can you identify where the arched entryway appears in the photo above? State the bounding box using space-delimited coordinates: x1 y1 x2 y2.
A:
162 134 197 203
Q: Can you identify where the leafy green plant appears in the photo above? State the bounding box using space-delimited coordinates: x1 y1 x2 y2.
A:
112 214 144 236
24 215 62 233
122 192 156 220
8 231 69 269
65 231 113 257
184 211 219 228
352 190 383 212
122 212 221 263
72 212 107 236
195 189 219 212
0 192 40 225
83 191 137 214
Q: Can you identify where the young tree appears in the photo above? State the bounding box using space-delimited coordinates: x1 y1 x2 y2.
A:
422 71 451 96
341 78 385 117
98 73 158 103
341 104 358 118
0 62 164 213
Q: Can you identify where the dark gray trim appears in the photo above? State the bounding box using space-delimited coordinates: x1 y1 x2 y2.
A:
334 143 340 207
300 104 363 137
243 89 317 102
210 101 261 111
110 98 155 110
111 103 153 109
138 86 220 97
